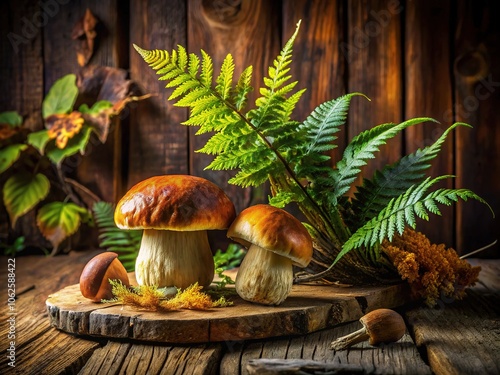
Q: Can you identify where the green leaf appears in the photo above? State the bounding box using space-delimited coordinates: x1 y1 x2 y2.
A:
42 74 79 118
79 100 113 115
46 125 92 165
27 130 51 155
0 111 23 127
3 172 50 226
0 144 27 173
36 202 89 249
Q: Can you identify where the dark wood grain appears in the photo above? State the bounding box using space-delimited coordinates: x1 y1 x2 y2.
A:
186 0 280 215
0 0 44 131
346 0 404 195
282 0 346 165
453 0 500 256
128 0 189 187
404 1 455 247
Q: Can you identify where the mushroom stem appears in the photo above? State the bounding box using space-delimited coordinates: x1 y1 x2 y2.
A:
330 327 369 350
235 243 293 305
135 229 214 288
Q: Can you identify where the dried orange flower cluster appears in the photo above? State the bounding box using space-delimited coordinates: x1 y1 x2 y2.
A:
382 229 481 307
106 280 232 311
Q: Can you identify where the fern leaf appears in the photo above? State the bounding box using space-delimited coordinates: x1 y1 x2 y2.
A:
335 176 491 263
233 66 253 110
92 201 141 271
349 122 469 229
216 54 235 100
332 117 437 199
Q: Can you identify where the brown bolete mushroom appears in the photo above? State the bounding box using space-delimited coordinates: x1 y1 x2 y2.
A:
330 308 406 350
80 252 130 302
114 175 236 289
227 204 313 305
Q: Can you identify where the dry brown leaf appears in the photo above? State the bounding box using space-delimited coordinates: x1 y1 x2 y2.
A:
72 8 98 67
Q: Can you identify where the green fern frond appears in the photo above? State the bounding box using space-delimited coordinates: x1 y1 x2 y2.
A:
332 117 437 199
92 201 141 272
349 122 469 230
336 176 492 264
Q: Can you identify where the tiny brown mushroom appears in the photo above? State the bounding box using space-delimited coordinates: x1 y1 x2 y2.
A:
330 308 406 350
80 252 130 302
114 175 236 289
227 204 313 305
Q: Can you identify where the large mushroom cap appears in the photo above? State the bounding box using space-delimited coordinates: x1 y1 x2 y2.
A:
227 204 313 267
114 175 236 231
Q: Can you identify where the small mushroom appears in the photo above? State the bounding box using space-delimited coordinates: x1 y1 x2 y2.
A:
114 175 236 289
330 308 406 350
80 252 130 302
227 204 313 305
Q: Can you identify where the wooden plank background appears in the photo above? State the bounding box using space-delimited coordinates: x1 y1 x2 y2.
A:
0 0 498 257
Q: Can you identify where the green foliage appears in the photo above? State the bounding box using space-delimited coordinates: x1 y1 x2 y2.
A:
0 73 140 254
1 236 25 256
36 202 92 251
0 111 23 127
92 201 142 272
3 172 50 227
42 74 79 118
213 244 245 289
135 21 492 281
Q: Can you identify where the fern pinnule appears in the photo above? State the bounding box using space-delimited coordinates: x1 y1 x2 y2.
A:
92 201 141 271
336 175 490 263
332 117 436 199
349 121 468 230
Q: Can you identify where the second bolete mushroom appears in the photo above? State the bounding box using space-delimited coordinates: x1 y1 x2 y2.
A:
114 175 236 289
227 204 313 305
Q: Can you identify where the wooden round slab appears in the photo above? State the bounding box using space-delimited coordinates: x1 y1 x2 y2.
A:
46 275 410 344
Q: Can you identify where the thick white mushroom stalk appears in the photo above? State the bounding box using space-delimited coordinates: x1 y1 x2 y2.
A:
135 229 214 289
235 244 293 305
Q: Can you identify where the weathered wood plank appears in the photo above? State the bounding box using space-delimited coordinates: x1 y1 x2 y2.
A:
0 0 44 131
0 252 102 374
404 0 454 247
128 0 189 186
186 0 280 215
346 0 404 193
282 0 346 164
453 0 500 256
226 319 431 375
42 0 125 204
407 289 500 375
79 341 222 375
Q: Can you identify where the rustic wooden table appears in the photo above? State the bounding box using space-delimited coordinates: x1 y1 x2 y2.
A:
0 251 498 374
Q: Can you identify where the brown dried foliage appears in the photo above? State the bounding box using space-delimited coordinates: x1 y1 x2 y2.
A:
382 229 481 307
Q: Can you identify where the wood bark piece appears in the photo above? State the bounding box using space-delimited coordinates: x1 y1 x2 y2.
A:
46 279 411 343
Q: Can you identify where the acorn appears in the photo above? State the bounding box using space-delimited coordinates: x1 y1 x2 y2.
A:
330 308 406 350
79 252 130 302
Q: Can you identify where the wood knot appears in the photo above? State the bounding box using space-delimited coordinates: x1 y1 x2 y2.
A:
455 49 489 81
202 0 243 25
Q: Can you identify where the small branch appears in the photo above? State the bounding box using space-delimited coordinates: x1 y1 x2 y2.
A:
64 177 101 205
460 240 497 259
55 164 83 206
